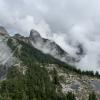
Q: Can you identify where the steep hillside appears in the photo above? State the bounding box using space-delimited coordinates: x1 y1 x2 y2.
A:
0 28 100 100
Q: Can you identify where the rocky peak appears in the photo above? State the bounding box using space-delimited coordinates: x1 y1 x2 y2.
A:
0 26 8 36
30 29 41 39
29 29 43 44
29 29 76 63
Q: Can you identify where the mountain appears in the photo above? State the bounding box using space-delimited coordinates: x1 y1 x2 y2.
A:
0 27 17 80
29 29 77 63
14 29 78 64
0 26 100 100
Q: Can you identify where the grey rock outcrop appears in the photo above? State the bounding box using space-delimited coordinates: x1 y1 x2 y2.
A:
29 29 76 63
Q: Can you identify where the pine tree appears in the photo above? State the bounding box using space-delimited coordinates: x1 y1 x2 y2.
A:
66 92 76 100
52 68 59 85
88 92 98 100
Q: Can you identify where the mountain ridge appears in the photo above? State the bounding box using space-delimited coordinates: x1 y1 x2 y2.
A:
0 26 100 100
29 29 78 63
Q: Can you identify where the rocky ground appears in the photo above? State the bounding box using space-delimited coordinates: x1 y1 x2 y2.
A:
45 64 100 100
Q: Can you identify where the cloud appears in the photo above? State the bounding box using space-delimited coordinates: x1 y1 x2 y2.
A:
0 0 100 72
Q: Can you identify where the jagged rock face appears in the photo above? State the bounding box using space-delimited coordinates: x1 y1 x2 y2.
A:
0 36 16 66
0 26 16 65
29 29 76 63
0 36 17 80
0 26 8 36
30 29 43 44
30 29 41 39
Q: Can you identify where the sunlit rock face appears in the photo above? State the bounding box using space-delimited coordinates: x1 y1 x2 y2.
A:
29 29 76 63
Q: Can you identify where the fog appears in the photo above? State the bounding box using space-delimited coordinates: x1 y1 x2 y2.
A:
0 0 100 72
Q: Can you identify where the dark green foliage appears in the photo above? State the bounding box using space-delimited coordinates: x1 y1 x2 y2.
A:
88 92 98 100
66 92 76 100
0 66 26 100
0 64 59 100
25 63 58 100
95 71 100 78
7 38 17 51
0 65 7 79
52 68 60 85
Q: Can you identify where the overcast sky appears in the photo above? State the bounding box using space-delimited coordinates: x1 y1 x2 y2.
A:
1 0 100 72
